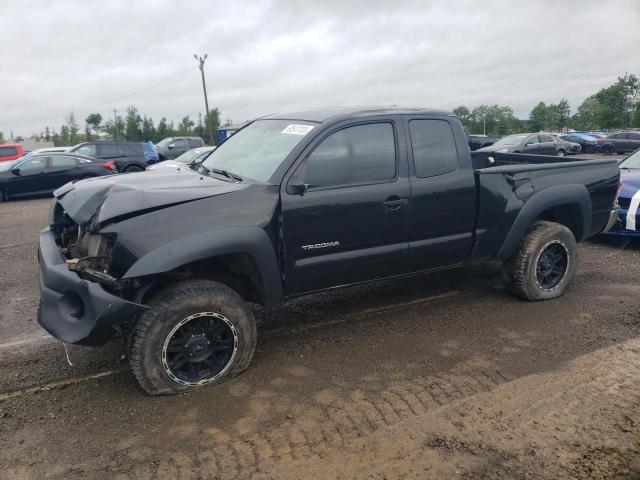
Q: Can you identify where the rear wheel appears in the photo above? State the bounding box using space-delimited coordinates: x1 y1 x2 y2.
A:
0 188 5 202
556 149 566 157
129 280 257 395
602 145 614 155
503 221 577 301
123 164 144 173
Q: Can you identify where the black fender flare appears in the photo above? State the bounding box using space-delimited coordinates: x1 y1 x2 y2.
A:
122 226 283 305
496 184 592 261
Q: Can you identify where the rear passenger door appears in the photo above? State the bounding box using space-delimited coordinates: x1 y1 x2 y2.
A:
47 155 80 190
627 132 640 152
404 116 476 271
96 143 121 160
538 134 557 155
281 118 410 294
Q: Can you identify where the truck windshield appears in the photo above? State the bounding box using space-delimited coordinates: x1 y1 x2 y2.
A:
493 134 528 146
201 119 317 182
620 149 640 169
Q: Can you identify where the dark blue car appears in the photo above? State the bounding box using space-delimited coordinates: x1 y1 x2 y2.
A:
606 149 640 237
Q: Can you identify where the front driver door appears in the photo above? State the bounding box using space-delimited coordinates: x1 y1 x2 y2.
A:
5 156 50 197
522 135 540 154
281 119 410 295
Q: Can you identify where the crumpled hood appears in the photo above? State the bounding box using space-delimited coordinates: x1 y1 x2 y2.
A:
54 168 248 227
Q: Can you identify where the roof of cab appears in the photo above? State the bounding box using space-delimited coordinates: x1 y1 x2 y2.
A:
264 106 454 123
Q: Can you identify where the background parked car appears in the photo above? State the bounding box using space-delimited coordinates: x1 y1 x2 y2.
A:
559 133 598 153
155 136 205 160
597 131 640 154
477 133 572 156
0 144 25 162
147 146 216 171
468 134 500 151
0 153 115 201
68 141 148 172
605 148 640 238
553 135 581 154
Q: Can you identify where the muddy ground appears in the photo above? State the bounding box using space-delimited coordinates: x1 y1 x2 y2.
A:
0 196 638 479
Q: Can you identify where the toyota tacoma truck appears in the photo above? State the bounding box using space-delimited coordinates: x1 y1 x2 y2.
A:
38 107 621 395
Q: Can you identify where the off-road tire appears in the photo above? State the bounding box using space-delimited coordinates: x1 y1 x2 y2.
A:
503 221 577 301
129 280 257 395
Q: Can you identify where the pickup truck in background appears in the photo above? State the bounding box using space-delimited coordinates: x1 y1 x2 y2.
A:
38 107 620 395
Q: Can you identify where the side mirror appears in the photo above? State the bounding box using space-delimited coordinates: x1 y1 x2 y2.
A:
168 144 175 149
288 183 310 195
11 168 20 175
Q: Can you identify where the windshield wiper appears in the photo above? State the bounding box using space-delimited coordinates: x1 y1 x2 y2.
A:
198 164 243 182
211 168 243 182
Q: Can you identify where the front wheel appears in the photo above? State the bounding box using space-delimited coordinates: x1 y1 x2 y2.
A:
129 280 257 395
503 221 577 301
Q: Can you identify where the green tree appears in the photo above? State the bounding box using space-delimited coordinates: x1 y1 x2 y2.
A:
178 115 194 135
556 98 571 131
85 113 103 136
141 116 156 142
59 125 70 146
103 114 125 140
66 112 79 145
528 102 548 131
124 105 143 141
156 117 169 140
453 105 471 127
0 131 4 145
206 108 220 144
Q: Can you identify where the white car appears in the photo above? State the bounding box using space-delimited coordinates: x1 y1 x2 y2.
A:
147 146 216 171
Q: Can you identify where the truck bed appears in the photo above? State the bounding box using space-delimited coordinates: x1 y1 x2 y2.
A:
469 151 620 261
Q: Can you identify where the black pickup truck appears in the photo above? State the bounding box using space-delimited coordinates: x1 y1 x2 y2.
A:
38 107 620 395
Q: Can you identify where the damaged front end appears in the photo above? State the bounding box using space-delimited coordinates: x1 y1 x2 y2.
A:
38 199 148 346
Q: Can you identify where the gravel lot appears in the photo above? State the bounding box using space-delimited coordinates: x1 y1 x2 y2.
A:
1 164 639 479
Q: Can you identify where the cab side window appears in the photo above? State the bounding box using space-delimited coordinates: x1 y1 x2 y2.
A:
302 123 396 189
409 120 458 178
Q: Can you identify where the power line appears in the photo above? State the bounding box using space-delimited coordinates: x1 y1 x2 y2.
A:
6 65 197 129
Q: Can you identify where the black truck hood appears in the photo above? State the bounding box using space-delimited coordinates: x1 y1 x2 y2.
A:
54 168 248 227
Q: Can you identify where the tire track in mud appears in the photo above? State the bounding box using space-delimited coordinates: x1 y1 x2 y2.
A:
120 367 514 479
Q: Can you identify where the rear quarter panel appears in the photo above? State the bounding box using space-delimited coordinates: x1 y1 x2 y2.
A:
473 160 619 260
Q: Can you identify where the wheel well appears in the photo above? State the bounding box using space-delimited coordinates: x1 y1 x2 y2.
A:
536 204 582 240
140 253 265 305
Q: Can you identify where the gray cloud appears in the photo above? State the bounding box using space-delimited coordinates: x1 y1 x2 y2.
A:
1 0 638 136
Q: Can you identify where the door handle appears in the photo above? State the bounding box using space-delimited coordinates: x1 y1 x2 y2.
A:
382 198 408 211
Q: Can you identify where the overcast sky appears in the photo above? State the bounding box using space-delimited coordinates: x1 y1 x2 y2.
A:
1 0 638 137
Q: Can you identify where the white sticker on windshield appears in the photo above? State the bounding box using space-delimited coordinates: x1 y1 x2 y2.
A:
281 124 314 135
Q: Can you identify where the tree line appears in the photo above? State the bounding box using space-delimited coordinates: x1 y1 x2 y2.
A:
454 74 639 136
6 73 638 147
29 106 228 147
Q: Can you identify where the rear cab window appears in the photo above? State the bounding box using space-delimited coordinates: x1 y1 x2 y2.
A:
408 119 458 178
188 138 203 148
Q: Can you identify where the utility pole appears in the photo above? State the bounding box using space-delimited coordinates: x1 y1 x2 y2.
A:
194 54 215 145
113 109 119 140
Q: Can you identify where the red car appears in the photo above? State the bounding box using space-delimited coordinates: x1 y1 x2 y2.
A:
0 144 24 162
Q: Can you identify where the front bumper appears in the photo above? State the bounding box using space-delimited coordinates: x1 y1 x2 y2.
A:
602 205 640 237
37 227 147 346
